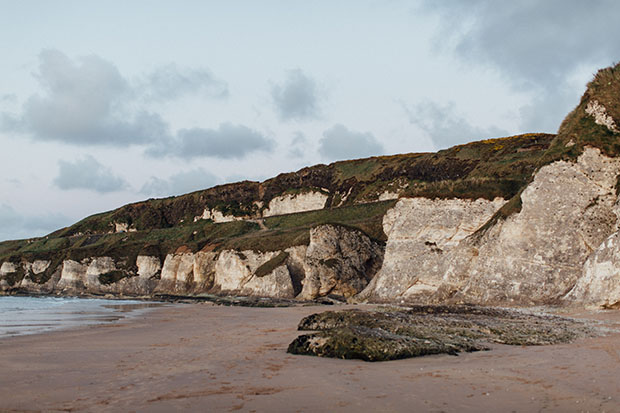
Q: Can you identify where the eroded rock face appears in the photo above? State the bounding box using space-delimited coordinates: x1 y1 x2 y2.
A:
53 257 157 295
565 231 620 308
358 147 620 307
137 256 161 279
443 148 620 305
213 250 293 298
29 260 51 275
0 262 18 291
585 100 618 133
159 253 196 292
360 197 505 301
240 264 295 299
262 191 328 217
193 208 245 223
113 222 137 233
0 262 17 274
299 225 383 300
17 260 56 293
57 260 88 291
191 190 329 223
5 223 383 299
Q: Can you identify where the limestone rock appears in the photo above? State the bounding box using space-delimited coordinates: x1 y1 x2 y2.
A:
262 191 328 217
136 256 161 279
585 100 618 133
19 260 58 294
193 252 218 290
299 225 383 300
214 250 295 298
360 197 505 301
0 262 18 291
444 147 620 305
193 208 244 223
56 260 88 292
240 264 294 298
159 253 196 292
565 231 620 308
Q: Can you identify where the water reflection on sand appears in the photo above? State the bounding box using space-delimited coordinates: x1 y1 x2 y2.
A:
0 296 166 337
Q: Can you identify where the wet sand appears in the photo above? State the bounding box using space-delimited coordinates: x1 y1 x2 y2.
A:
1 303 619 412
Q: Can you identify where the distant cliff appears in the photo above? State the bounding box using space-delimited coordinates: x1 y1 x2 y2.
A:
2 62 620 308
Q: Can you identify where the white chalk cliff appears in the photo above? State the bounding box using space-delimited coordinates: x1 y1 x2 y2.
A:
360 147 620 306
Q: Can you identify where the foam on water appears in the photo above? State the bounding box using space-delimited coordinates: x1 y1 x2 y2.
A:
0 296 163 338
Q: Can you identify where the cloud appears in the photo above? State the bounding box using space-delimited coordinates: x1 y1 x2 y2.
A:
1 49 230 148
0 50 274 161
420 0 620 91
141 64 228 101
420 1 620 132
403 100 507 149
53 155 128 193
271 69 320 121
517 89 579 133
0 94 16 103
1 49 170 146
289 131 307 158
0 203 71 242
319 124 384 161
148 122 275 160
140 168 219 197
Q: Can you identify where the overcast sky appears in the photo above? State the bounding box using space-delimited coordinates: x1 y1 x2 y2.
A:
1 0 619 241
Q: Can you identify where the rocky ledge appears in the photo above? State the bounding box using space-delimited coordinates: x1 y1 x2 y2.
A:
287 305 596 361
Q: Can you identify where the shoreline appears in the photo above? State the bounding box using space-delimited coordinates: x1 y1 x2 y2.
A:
1 303 620 412
0 295 170 339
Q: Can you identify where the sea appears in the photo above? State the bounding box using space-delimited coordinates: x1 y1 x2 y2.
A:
0 296 164 338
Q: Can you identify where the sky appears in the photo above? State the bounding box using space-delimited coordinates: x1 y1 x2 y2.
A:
1 0 620 241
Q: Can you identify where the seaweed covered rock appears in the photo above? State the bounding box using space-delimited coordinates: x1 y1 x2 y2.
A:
287 306 593 361
287 325 484 361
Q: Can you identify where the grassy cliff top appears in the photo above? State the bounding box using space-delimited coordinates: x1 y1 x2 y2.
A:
544 61 620 162
49 132 554 238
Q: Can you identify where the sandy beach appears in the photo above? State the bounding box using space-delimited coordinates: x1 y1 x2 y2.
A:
1 303 620 412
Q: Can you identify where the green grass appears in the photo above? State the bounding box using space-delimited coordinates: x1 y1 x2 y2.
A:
264 200 395 235
221 200 396 252
551 62 620 162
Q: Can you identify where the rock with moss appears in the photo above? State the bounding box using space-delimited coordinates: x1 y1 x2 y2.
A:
287 306 594 361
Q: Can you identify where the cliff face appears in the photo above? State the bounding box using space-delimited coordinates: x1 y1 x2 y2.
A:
361 147 620 306
1 224 383 300
2 63 620 308
358 197 506 301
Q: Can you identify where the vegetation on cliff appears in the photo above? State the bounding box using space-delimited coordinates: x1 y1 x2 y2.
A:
551 62 620 161
50 133 555 237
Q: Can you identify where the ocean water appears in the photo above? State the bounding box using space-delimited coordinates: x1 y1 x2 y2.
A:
0 296 163 338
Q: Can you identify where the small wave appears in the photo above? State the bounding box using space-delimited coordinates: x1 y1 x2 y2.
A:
0 296 164 338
